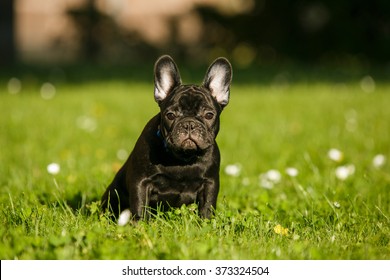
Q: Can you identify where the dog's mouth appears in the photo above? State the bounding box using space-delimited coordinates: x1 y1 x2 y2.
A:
160 119 214 161
173 136 205 155
175 129 212 152
171 142 204 162
167 135 210 161
181 138 198 150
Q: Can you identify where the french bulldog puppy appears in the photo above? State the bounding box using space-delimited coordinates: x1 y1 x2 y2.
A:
101 55 232 220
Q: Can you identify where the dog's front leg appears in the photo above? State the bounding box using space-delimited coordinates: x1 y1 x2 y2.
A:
198 180 219 219
129 183 151 221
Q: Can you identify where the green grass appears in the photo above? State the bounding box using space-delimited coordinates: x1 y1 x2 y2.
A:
1 77 389 259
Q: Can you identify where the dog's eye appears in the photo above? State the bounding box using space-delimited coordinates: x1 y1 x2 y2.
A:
166 112 176 120
204 112 214 120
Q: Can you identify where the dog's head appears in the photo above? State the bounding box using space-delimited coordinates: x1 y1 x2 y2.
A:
154 55 232 161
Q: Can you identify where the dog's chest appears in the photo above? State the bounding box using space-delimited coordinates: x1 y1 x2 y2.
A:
148 165 207 208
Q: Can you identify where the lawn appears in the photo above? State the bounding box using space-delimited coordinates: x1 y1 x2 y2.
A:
1 69 389 259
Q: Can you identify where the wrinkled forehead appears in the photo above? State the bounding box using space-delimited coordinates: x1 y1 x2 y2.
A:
168 85 218 111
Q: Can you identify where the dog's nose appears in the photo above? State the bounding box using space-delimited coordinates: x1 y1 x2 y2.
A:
183 121 196 131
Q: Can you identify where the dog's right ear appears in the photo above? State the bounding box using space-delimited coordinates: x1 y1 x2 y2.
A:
154 55 182 104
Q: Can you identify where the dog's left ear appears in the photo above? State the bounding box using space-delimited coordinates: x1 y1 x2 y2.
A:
154 55 182 104
203 58 233 107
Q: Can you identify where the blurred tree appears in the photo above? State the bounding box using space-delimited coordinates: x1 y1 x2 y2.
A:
60 0 390 66
0 0 15 66
67 0 103 61
66 0 159 64
196 0 390 65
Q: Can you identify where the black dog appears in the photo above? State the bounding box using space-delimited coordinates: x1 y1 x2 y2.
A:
101 55 232 220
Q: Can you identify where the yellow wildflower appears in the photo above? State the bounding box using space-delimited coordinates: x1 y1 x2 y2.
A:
274 224 289 236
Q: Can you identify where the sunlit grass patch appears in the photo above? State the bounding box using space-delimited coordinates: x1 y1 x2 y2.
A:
1 79 389 259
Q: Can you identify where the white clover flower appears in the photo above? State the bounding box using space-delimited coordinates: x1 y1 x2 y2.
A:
116 149 128 161
285 167 299 177
40 82 56 100
76 115 97 132
372 154 386 168
224 164 242 177
333 201 341 208
47 163 60 175
266 169 282 183
117 209 131 226
259 169 282 189
8 77 22 94
328 148 344 162
259 174 274 189
360 75 376 93
335 164 355 180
